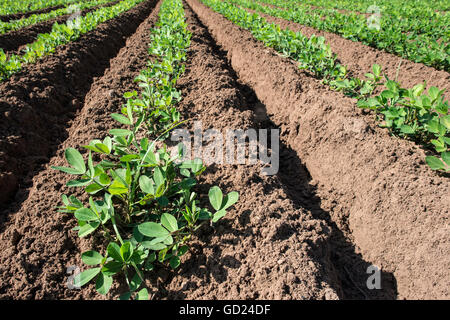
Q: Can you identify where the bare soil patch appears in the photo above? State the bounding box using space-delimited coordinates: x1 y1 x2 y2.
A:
187 0 450 300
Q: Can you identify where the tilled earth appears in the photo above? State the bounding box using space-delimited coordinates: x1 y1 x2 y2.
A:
0 0 448 300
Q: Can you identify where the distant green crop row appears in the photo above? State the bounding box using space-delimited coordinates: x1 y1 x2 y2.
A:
258 0 450 41
282 0 450 16
0 0 145 81
201 0 450 172
0 0 80 16
251 0 449 71
0 0 116 34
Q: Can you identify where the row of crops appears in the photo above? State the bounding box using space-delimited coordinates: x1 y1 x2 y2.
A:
200 0 450 172
0 0 81 16
237 0 449 71
0 0 117 34
0 0 148 81
291 0 450 15
52 0 238 299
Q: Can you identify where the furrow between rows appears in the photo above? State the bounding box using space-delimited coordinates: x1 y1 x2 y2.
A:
187 0 449 299
0 0 162 299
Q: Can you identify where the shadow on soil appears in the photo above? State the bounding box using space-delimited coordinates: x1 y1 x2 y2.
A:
159 3 398 300
240 82 398 300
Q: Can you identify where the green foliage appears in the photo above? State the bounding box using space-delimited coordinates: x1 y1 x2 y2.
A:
52 0 238 300
0 0 146 82
201 0 380 99
358 81 450 172
0 0 116 34
0 0 80 16
251 0 450 71
202 0 449 173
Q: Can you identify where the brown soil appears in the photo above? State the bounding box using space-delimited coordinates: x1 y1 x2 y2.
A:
0 0 161 299
151 2 342 300
0 5 65 22
0 0 157 207
0 0 448 301
186 0 449 300
0 0 121 54
243 8 450 99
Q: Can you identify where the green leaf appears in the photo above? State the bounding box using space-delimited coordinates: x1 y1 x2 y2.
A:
440 115 450 130
96 272 113 295
198 209 212 220
65 148 86 174
221 191 239 210
78 268 101 287
85 183 103 194
119 292 131 300
169 256 181 269
98 173 111 185
141 242 166 250
212 209 226 223
111 113 131 125
129 272 143 292
153 167 165 188
101 261 123 276
109 129 132 137
66 179 91 187
426 156 445 170
381 90 394 99
157 196 169 206
51 166 84 175
94 143 110 155
177 245 189 257
78 221 100 237
107 242 123 262
74 208 98 222
441 152 450 166
400 125 415 134
120 154 140 162
372 64 381 76
108 179 128 195
427 120 440 134
431 139 446 153
161 213 178 232
209 186 223 211
138 222 169 238
136 288 149 300
120 242 134 262
139 175 155 194
428 86 440 100
81 251 103 265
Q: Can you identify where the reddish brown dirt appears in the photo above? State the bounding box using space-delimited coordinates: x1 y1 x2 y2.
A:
0 5 64 22
0 0 157 208
0 0 121 54
150 3 342 300
187 0 450 300
0 0 161 299
0 0 447 301
242 8 450 99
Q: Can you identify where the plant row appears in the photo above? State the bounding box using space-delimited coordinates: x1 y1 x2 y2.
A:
258 0 450 41
53 0 238 300
251 0 449 71
0 0 117 34
0 0 146 82
0 0 80 16
201 0 450 172
284 0 450 17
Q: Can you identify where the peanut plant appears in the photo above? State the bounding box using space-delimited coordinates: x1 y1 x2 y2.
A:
52 0 238 300
358 80 450 172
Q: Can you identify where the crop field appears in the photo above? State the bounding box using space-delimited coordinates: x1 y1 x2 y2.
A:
0 0 448 301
